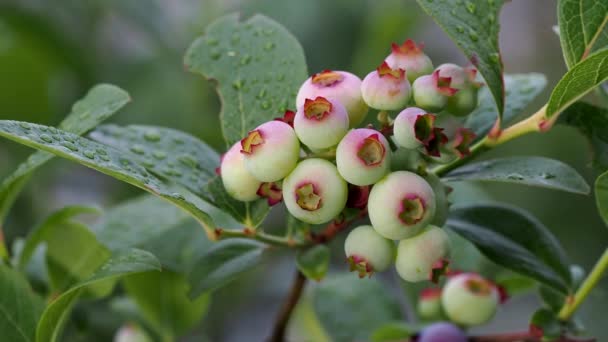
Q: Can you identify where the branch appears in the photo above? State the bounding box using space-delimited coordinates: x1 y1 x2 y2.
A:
212 227 308 247
308 208 368 243
269 271 307 342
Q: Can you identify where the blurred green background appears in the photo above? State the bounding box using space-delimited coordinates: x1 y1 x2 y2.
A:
1 0 607 340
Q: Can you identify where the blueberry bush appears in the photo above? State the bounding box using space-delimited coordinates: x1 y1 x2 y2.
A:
1 1 608 341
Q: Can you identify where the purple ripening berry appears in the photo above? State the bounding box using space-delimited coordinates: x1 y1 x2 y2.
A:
418 322 467 342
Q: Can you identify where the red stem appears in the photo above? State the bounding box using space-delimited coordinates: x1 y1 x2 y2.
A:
469 331 538 342
308 208 367 243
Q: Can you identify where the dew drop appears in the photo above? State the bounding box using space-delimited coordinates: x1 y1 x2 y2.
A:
507 173 524 181
141 159 154 168
257 88 267 99
468 30 479 42
171 193 185 200
488 14 495 24
240 54 252 65
465 1 476 14
40 134 53 143
144 130 161 142
206 37 219 46
541 172 556 179
227 50 237 57
61 141 79 152
83 150 96 159
173 138 185 145
96 148 108 155
232 79 244 90
153 150 167 159
456 26 465 33
178 155 198 168
19 122 30 130
264 42 275 51
210 49 221 60
120 158 130 166
261 101 271 110
80 112 91 120
100 155 110 162
489 53 500 63
263 28 275 36
276 73 285 81
130 144 145 155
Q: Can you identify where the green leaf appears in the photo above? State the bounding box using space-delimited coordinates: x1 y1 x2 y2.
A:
443 156 590 194
296 245 330 281
18 206 101 269
539 285 565 312
184 13 308 146
188 239 265 298
123 271 211 339
0 84 129 224
416 0 505 119
89 124 270 227
0 265 44 342
0 121 215 232
313 273 402 342
530 308 561 340
546 49 608 118
558 101 608 169
594 170 608 225
370 322 414 342
465 73 547 139
558 0 608 68
36 249 161 342
447 203 573 293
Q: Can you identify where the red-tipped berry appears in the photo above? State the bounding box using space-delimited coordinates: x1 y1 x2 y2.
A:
294 96 349 149
418 288 443 320
344 225 395 277
385 39 434 83
361 62 411 110
241 121 300 182
283 158 348 224
441 273 500 326
336 128 391 186
220 141 262 201
412 70 458 112
296 70 369 127
257 181 283 206
435 63 481 116
368 171 436 240
395 226 450 282
393 106 438 150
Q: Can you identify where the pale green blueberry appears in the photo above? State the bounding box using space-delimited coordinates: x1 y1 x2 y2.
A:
441 273 500 326
294 96 349 149
385 39 434 83
344 225 395 277
220 141 262 202
393 107 435 149
296 70 369 127
425 173 449 227
361 62 411 111
412 70 458 112
241 120 300 182
368 171 436 240
395 226 449 282
435 63 480 117
114 324 152 342
283 158 347 224
336 128 391 186
418 288 443 320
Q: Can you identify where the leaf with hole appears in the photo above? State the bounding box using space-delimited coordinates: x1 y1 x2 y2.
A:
447 203 572 293
0 84 129 224
36 249 160 342
558 0 608 68
185 13 307 146
443 156 590 195
546 49 608 118
416 0 505 120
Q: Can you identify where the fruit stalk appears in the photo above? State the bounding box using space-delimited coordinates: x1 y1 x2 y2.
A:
269 271 307 342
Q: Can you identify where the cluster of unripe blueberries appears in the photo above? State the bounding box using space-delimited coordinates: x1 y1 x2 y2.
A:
220 40 500 328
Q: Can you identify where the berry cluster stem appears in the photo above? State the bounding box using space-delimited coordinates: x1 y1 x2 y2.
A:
269 271 307 342
558 248 608 321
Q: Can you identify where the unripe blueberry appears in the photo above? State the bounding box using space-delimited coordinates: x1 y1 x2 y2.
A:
435 63 481 116
441 273 500 326
114 324 151 342
241 120 300 182
393 107 436 150
361 62 411 110
368 171 436 240
336 128 391 186
294 96 349 149
344 225 395 277
220 141 262 201
296 70 369 127
418 322 467 342
417 288 443 320
412 70 458 112
424 173 449 227
395 226 449 282
385 39 434 83
283 158 348 224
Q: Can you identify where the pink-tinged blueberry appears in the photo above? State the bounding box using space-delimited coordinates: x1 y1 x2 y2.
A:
395 226 449 282
294 96 349 149
296 70 369 127
361 62 411 110
412 70 458 112
393 107 437 150
441 273 500 326
368 171 436 240
336 128 391 186
418 322 467 342
385 39 434 83
344 225 395 278
220 141 262 202
435 63 482 116
114 324 152 342
417 288 443 320
241 120 300 182
282 158 347 224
